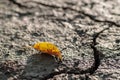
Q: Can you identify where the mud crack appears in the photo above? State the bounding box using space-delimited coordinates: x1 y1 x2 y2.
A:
8 1 120 27
8 0 31 8
25 1 120 27
39 28 109 80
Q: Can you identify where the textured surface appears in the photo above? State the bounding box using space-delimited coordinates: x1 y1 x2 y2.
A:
0 0 120 80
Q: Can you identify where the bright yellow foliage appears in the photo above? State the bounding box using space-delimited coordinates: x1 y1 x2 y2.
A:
33 42 62 61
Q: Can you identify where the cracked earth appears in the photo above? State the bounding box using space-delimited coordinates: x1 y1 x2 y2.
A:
0 0 120 80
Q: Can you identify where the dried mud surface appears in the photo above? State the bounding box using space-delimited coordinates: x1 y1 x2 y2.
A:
0 0 120 80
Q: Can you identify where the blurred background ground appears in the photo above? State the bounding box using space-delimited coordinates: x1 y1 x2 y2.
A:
0 0 120 80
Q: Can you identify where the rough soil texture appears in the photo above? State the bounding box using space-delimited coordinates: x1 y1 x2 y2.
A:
0 0 120 80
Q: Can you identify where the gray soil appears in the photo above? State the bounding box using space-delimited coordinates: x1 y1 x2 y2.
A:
0 0 120 80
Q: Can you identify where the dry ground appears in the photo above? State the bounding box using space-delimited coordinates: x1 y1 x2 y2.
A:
0 0 120 80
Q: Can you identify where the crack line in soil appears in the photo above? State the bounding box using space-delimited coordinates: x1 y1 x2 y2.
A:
8 0 120 27
5 0 119 79
92 27 110 45
8 0 31 8
40 27 109 80
26 1 120 27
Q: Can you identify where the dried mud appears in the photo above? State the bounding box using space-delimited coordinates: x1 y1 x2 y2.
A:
0 0 120 80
